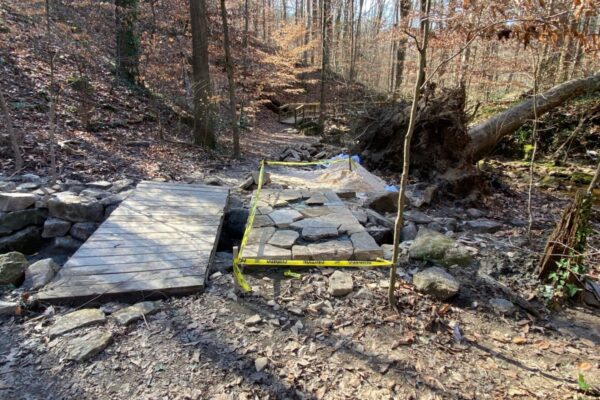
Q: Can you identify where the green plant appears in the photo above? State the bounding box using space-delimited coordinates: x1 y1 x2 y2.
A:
578 373 591 392
541 258 585 304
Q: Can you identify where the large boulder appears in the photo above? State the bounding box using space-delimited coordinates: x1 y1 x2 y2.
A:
70 222 99 241
47 192 104 222
23 258 60 290
0 209 47 231
0 192 37 212
0 226 44 254
364 191 398 214
413 267 460 300
42 218 72 238
0 251 29 285
408 228 472 267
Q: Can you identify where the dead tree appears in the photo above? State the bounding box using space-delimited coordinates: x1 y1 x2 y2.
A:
0 89 23 172
189 0 216 148
220 0 240 158
468 72 600 160
389 0 432 307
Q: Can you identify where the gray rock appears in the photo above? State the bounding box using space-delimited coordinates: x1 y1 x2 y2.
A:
253 214 275 228
328 271 353 296
466 208 485 218
269 209 303 228
365 209 394 229
404 210 433 224
465 219 503 233
302 227 338 241
16 182 40 192
245 314 262 326
65 331 112 362
308 240 353 260
351 231 384 260
0 182 17 192
0 209 47 231
110 179 135 193
408 229 472 267
0 226 43 254
433 217 457 232
243 244 291 259
86 180 112 190
489 298 516 315
401 223 418 241
305 194 327 206
338 223 366 235
298 206 334 218
112 301 159 325
23 258 59 290
290 216 339 231
246 227 276 245
80 188 111 199
364 191 398 214
291 245 312 259
42 218 71 238
351 209 368 225
268 230 299 249
49 308 106 338
70 222 99 241
21 173 41 183
255 357 268 372
413 267 460 300
0 252 28 285
0 300 18 315
0 192 37 212
47 193 103 222
54 235 82 250
405 184 437 208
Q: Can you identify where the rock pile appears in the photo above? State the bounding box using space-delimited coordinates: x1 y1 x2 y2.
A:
0 174 134 255
278 143 333 162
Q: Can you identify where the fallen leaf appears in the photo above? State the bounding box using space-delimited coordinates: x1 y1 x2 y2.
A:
512 337 527 345
577 361 592 371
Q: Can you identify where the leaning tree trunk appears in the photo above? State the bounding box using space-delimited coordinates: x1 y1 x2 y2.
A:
115 0 140 85
468 72 600 160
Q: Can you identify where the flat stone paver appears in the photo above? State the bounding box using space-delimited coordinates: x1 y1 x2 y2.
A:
351 232 384 260
247 227 276 245
302 227 339 241
268 209 303 228
308 240 353 260
49 308 106 338
267 230 299 249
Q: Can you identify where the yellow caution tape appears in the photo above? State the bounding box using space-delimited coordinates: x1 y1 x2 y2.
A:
232 157 384 292
240 258 393 267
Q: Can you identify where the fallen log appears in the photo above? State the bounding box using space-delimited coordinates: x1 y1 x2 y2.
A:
468 72 600 159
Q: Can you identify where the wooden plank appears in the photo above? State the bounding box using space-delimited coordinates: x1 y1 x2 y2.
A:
58 259 204 276
87 231 215 241
81 237 215 248
138 180 230 189
65 252 201 267
36 276 207 302
117 202 224 210
100 220 222 229
137 182 229 193
74 244 213 257
51 268 206 287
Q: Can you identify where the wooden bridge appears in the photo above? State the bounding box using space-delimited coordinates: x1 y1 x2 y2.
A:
278 100 393 126
36 181 229 304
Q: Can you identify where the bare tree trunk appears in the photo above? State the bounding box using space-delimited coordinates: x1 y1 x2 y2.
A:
189 0 216 148
318 0 331 134
220 0 240 158
349 0 363 82
115 0 140 85
243 0 249 48
0 89 23 172
394 0 410 94
46 0 58 183
389 0 431 307
468 72 600 160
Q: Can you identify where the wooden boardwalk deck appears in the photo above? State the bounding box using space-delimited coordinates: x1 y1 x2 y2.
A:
36 181 229 304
